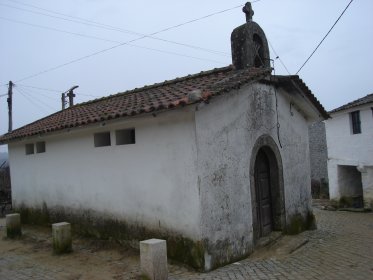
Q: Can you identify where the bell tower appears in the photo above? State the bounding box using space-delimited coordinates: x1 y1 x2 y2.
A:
231 2 270 69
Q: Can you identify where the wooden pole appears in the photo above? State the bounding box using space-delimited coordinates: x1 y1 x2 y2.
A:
61 93 66 110
67 90 75 107
7 81 13 132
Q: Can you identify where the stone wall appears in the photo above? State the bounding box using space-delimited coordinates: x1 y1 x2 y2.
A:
308 121 329 198
195 83 315 270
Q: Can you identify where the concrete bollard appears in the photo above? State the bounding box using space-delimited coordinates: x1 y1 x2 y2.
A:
6 213 22 238
52 222 72 254
140 239 168 280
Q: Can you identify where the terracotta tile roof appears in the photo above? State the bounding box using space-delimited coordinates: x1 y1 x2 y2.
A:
329 93 373 114
0 66 272 143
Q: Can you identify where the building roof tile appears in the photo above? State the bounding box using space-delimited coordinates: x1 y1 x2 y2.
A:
329 93 373 114
0 66 327 144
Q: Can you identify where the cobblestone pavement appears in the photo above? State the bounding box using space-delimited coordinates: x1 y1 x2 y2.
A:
1 208 373 279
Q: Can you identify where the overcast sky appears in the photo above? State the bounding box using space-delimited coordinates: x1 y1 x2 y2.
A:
0 0 372 149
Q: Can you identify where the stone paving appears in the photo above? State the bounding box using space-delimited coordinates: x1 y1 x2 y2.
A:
0 207 373 279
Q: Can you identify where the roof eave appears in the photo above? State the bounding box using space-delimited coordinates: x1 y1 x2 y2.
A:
269 75 329 121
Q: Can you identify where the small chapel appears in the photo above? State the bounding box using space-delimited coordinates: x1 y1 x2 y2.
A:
0 2 327 271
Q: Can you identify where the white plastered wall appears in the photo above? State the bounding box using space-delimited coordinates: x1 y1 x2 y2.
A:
325 104 373 204
8 107 201 239
194 82 312 270
7 81 316 270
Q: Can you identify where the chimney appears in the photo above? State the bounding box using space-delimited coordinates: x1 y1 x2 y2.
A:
231 2 270 70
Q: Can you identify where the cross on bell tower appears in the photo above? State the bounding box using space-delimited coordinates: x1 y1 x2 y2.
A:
230 2 270 69
243 2 254 22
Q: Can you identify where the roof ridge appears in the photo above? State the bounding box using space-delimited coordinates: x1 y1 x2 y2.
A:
329 93 373 113
3 66 234 137
75 65 233 108
1 66 316 144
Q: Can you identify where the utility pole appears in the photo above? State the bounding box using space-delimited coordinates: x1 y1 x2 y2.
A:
61 92 67 110
7 81 13 132
61 85 78 110
67 85 78 108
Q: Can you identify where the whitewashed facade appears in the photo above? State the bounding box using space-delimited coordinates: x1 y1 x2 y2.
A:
1 4 328 270
325 94 373 209
7 80 325 270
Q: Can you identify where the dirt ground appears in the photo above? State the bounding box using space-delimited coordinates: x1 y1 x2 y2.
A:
0 218 142 279
0 218 196 279
0 217 310 280
3 202 371 280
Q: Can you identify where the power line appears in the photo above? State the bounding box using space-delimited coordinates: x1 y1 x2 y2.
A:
0 16 121 44
268 40 291 75
16 35 221 82
15 86 56 111
149 3 258 34
13 2 249 83
7 0 130 30
1 1 230 56
16 85 58 100
296 0 354 74
16 84 61 92
127 44 225 64
0 2 138 36
0 16 226 65
14 87 52 114
16 84 101 98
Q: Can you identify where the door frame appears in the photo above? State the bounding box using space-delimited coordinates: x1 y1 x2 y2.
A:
250 134 285 243
254 149 274 237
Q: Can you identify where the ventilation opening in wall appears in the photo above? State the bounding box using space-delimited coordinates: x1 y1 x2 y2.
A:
116 128 135 145
94 132 111 147
36 141 46 153
25 143 34 155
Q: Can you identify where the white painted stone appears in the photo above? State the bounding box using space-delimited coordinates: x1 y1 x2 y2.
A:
195 83 315 270
8 109 201 239
6 213 21 237
6 81 321 269
325 103 373 207
52 222 72 254
140 239 168 280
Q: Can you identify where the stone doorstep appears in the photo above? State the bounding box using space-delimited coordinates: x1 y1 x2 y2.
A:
255 231 282 248
251 232 309 260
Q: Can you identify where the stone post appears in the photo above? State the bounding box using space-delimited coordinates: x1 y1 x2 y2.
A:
52 222 72 254
140 239 168 280
6 213 21 238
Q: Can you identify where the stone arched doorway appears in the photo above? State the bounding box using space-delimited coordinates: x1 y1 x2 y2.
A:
250 135 285 242
254 149 273 236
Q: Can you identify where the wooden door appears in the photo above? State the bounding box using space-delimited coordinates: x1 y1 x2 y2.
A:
255 150 273 237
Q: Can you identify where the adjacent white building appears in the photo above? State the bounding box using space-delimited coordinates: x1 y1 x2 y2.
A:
325 93 373 209
0 3 328 271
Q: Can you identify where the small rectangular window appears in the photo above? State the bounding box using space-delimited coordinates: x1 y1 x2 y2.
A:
350 111 361 134
116 128 135 145
94 132 111 147
36 141 46 153
25 143 34 155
